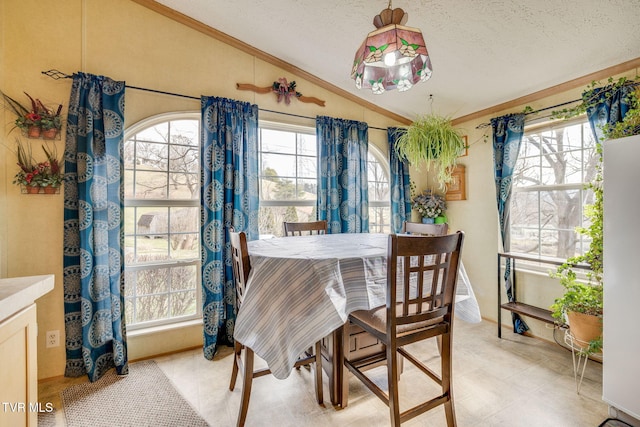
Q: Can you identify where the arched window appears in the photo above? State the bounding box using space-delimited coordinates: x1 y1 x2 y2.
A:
123 113 201 329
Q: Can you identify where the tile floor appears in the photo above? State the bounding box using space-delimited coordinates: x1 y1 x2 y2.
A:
39 319 609 426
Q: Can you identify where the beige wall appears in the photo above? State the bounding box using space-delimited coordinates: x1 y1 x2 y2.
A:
2 0 637 381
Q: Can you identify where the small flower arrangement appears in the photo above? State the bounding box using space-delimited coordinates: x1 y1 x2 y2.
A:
1 90 63 138
412 190 446 219
12 139 63 189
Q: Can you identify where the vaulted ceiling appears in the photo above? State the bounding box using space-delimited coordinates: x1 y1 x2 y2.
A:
154 0 640 122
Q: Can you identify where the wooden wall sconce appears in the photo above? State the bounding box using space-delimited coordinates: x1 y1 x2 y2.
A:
445 164 466 201
236 77 325 107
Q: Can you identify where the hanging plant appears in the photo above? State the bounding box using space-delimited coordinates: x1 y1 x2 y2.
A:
393 114 466 188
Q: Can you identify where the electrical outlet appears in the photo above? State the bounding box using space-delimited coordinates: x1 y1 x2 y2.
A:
46 330 59 348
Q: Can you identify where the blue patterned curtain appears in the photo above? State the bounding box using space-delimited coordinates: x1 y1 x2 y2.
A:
388 127 412 233
63 72 127 382
201 96 259 359
585 83 635 143
316 116 369 233
492 113 528 334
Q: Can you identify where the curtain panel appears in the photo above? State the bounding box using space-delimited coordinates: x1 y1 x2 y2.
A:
491 113 529 334
316 116 369 233
388 127 412 233
586 83 635 143
63 72 128 382
200 96 259 359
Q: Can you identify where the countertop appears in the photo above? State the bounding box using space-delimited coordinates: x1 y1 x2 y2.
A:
0 275 55 322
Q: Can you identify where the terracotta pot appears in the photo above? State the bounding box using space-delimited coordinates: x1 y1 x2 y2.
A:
42 128 58 140
27 125 41 138
43 185 57 194
26 186 40 194
567 311 602 346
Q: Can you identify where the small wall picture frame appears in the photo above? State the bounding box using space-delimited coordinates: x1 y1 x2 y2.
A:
445 164 466 201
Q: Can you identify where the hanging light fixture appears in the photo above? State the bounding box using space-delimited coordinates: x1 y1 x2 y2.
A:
351 1 432 94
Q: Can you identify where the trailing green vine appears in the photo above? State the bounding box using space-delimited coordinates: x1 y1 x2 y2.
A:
394 114 465 189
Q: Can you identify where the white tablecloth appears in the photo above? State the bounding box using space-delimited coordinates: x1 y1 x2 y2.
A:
233 233 480 379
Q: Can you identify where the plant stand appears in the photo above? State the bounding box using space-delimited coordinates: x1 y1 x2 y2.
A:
564 329 601 395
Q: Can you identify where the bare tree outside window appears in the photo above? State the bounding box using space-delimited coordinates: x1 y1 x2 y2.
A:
510 120 597 259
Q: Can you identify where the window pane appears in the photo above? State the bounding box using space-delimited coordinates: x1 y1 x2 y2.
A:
511 192 539 229
170 120 199 146
296 178 317 199
258 205 317 238
136 142 168 171
510 227 539 255
262 129 296 154
297 156 316 179
136 123 168 143
262 153 296 178
540 189 580 230
171 290 197 317
134 171 168 199
297 134 316 156
168 172 199 199
169 145 199 173
514 156 540 187
134 295 169 323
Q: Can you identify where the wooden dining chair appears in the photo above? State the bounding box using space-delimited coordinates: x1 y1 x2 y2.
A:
228 230 323 427
283 220 328 236
344 232 465 426
402 221 449 236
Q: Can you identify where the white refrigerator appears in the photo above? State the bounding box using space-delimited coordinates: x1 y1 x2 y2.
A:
603 134 640 424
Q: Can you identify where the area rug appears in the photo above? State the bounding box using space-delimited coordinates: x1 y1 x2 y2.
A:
61 360 209 427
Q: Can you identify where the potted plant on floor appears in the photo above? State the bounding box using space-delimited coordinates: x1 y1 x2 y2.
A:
393 114 466 188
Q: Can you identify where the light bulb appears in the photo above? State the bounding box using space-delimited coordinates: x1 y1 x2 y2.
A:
383 52 396 67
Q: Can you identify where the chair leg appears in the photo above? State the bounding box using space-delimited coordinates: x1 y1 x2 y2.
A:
237 347 254 427
387 344 401 427
229 341 241 391
314 341 324 404
441 333 456 427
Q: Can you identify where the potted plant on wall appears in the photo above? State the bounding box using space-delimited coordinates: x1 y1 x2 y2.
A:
393 114 466 188
1 90 63 139
550 76 640 354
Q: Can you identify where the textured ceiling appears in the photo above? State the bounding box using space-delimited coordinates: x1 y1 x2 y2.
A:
155 0 640 121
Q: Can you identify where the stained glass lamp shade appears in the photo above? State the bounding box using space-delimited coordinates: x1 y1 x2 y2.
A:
351 6 432 94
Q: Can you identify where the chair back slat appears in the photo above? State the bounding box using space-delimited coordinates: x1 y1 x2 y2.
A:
283 220 328 236
387 232 464 333
229 230 251 311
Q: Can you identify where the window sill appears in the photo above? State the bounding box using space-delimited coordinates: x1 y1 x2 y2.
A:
127 318 203 338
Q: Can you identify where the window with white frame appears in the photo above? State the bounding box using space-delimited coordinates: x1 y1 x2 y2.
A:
510 118 598 260
257 122 390 237
123 113 201 328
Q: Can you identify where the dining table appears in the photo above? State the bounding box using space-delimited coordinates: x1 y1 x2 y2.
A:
232 232 481 405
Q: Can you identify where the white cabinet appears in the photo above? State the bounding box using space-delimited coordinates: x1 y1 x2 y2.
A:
603 135 640 423
0 275 54 427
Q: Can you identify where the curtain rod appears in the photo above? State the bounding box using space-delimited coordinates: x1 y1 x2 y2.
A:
42 69 388 132
475 98 580 129
476 80 640 129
